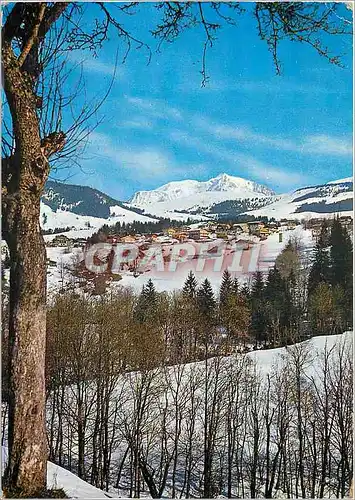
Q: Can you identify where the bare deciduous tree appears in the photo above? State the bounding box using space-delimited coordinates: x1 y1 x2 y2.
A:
1 2 351 495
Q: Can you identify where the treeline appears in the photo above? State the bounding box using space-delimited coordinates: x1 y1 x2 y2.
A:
42 226 73 235
89 218 195 244
4 298 351 498
307 218 353 335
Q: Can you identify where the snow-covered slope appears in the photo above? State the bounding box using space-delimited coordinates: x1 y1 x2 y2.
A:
41 175 353 233
128 173 275 218
128 174 353 221
243 177 353 220
40 181 157 236
2 447 108 498
40 202 157 238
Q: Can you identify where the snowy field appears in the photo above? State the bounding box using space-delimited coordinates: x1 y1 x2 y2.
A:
41 330 352 498
45 226 314 295
2 448 108 498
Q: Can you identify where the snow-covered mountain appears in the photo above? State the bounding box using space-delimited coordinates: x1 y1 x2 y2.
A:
243 177 353 220
129 173 275 217
41 180 157 235
43 180 146 219
40 176 353 235
128 174 353 220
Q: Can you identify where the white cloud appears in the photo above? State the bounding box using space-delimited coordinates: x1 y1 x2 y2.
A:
169 130 306 190
88 132 171 175
68 52 124 77
195 117 353 157
126 96 183 121
121 117 153 130
86 131 206 184
301 135 353 156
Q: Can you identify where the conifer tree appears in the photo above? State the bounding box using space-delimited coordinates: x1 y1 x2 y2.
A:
329 218 353 327
135 279 158 323
265 267 292 345
219 269 233 309
329 218 353 292
144 279 157 304
250 271 268 348
240 282 250 301
308 220 331 296
197 278 216 320
232 277 239 296
182 271 198 299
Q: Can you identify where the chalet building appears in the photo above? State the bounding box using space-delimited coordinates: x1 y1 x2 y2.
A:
259 227 270 239
120 235 136 244
107 235 119 244
175 231 188 242
188 229 201 241
216 231 228 240
48 234 73 248
339 215 353 233
287 220 297 230
166 228 177 237
232 223 249 234
199 229 210 240
73 238 88 248
268 222 279 232
248 221 264 236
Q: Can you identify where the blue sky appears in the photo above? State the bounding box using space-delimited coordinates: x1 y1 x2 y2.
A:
52 3 353 201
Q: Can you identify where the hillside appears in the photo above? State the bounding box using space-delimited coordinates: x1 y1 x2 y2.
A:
41 180 157 235
128 174 353 221
128 173 275 219
243 177 353 219
40 176 353 235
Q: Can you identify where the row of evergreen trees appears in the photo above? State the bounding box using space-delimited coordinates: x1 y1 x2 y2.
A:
134 218 352 351
90 218 193 243
308 218 353 334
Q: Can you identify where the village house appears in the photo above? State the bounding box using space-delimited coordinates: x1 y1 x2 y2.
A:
199 228 210 240
47 234 73 248
339 215 353 233
120 235 136 244
248 221 264 236
259 227 270 239
216 231 229 240
188 229 201 241
166 228 177 237
287 220 297 230
107 235 120 245
267 222 279 233
73 238 89 248
232 222 249 235
175 230 188 242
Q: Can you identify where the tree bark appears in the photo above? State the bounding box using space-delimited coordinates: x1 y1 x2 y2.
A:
4 169 48 495
2 17 65 493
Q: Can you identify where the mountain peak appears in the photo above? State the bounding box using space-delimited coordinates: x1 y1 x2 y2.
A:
129 173 275 208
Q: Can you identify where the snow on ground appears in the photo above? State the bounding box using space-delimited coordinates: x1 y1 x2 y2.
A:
41 202 157 239
46 247 83 296
245 179 353 220
245 192 352 220
47 462 109 498
44 226 314 295
3 331 351 498
2 448 109 498
115 226 313 293
327 177 353 184
247 330 353 376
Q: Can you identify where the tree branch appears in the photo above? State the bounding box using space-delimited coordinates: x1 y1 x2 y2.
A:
18 3 47 68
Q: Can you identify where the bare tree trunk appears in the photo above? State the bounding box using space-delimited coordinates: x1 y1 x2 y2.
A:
4 167 48 495
2 5 66 493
